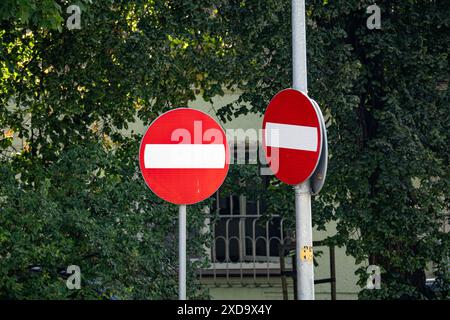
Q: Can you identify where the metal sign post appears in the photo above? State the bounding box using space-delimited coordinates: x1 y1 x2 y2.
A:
179 204 187 300
292 0 315 300
139 108 230 301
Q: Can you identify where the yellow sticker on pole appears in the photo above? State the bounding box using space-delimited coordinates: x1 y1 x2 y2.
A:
300 246 313 262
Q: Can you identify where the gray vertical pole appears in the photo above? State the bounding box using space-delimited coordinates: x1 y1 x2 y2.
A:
179 204 187 300
292 0 308 93
292 0 315 300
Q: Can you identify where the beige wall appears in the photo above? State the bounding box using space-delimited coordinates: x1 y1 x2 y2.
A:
188 92 262 131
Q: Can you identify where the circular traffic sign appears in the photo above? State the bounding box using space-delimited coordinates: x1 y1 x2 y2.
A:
139 108 229 205
262 89 322 185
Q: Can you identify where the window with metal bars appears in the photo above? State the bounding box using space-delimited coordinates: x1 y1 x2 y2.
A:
211 192 284 264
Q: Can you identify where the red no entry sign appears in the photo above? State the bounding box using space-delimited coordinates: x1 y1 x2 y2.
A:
139 108 229 205
262 89 322 185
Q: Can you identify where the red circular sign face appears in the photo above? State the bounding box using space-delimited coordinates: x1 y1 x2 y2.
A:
262 89 322 185
139 108 229 205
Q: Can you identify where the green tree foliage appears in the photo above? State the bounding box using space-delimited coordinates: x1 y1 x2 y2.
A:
1 0 449 299
0 0 219 299
0 0 64 30
0 140 209 299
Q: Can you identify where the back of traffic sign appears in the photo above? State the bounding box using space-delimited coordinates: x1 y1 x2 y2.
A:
310 99 328 195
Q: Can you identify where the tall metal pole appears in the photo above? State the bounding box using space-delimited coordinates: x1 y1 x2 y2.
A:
179 204 187 300
292 0 308 93
292 0 315 300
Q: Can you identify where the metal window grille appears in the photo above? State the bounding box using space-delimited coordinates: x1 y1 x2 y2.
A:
199 190 292 287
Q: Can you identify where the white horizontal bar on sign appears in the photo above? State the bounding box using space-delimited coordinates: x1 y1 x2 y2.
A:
144 144 225 169
265 122 318 151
